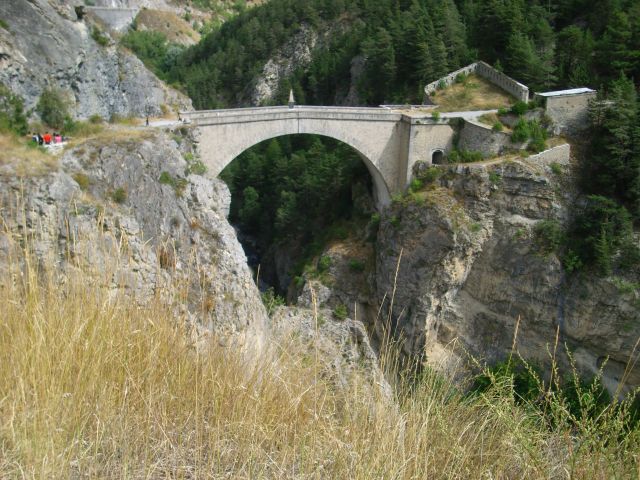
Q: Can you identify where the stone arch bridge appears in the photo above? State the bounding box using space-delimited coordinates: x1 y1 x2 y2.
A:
182 106 455 207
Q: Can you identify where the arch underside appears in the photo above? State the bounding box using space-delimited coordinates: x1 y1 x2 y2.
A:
197 118 399 207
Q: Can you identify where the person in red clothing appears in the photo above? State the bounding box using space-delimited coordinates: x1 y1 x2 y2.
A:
43 132 52 145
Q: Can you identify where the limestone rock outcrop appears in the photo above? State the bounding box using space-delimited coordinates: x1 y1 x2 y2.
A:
302 155 639 396
0 0 192 120
374 159 639 395
0 128 266 353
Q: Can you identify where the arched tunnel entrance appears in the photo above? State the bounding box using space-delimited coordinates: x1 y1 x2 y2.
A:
220 134 378 298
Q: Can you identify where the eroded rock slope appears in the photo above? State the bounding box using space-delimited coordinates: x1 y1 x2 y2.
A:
0 0 191 119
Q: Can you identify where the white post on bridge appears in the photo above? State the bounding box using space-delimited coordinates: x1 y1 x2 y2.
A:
288 89 295 109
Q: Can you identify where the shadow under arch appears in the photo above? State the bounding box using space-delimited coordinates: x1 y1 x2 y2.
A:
220 133 392 208
220 133 380 294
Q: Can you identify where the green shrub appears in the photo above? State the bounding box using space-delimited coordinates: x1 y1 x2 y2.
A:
492 121 503 132
261 287 285 316
159 171 173 185
449 149 483 163
410 178 423 192
569 195 635 275
0 19 8 31
510 101 529 115
0 83 28 135
88 114 103 124
526 120 547 152
511 118 530 143
62 119 103 137
420 167 443 183
455 73 468 84
120 30 183 82
36 89 69 130
534 219 564 255
91 26 109 47
550 162 562 175
317 255 331 273
348 259 365 272
431 111 440 121
111 188 127 204
158 171 188 196
562 249 583 273
186 159 207 175
488 171 501 185
333 304 348 320
497 107 508 115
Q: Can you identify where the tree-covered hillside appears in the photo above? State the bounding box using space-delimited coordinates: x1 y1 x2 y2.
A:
111 0 640 279
152 0 640 109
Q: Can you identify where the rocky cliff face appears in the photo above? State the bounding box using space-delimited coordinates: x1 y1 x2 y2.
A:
302 154 639 396
0 0 192 120
0 128 265 352
249 22 359 106
0 126 387 393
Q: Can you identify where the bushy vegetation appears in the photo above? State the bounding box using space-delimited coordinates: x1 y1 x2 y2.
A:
1 241 639 477
0 83 28 136
36 88 70 131
120 29 184 83
448 148 483 163
534 195 639 276
511 118 547 152
91 26 109 47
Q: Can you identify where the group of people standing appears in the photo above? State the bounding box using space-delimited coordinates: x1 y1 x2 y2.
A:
31 132 65 146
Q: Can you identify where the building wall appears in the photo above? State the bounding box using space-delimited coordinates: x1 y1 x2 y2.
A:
406 121 456 177
540 92 596 135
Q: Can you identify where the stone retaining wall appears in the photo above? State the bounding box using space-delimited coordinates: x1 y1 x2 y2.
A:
85 7 137 31
424 62 529 103
527 143 571 165
458 119 524 157
475 62 529 102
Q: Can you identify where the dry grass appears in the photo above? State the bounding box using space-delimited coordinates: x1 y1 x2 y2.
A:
0 133 58 176
432 74 516 112
64 125 154 150
0 224 639 478
135 9 200 45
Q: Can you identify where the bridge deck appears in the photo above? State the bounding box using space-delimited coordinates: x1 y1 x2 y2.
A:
181 105 407 125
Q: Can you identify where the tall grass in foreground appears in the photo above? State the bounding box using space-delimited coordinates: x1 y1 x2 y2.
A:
1 245 639 478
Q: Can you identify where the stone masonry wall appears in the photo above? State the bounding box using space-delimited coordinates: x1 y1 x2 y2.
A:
527 143 571 166
86 7 138 31
475 62 529 102
542 92 596 135
458 119 524 157
424 62 529 102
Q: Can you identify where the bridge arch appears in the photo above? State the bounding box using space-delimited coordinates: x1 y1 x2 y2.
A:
187 107 413 208
221 132 391 206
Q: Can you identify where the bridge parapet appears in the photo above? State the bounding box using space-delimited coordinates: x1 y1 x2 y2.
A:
182 106 404 126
